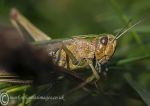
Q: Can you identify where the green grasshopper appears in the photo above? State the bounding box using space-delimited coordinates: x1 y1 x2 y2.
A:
10 8 141 87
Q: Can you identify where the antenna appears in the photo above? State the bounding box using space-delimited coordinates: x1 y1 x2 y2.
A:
115 19 132 37
112 19 143 42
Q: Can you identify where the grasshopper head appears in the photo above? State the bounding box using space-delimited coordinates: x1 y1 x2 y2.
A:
95 34 117 64
94 20 142 66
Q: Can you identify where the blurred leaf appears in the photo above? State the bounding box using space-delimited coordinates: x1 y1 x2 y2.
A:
6 85 30 94
124 74 150 106
133 25 150 33
117 54 150 65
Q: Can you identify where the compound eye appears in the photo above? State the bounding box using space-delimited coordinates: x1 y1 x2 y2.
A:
100 36 108 45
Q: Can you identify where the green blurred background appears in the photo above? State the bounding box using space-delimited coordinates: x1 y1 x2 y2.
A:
0 0 149 38
0 0 150 106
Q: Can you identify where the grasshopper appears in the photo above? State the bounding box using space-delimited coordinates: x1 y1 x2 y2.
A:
9 8 141 87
